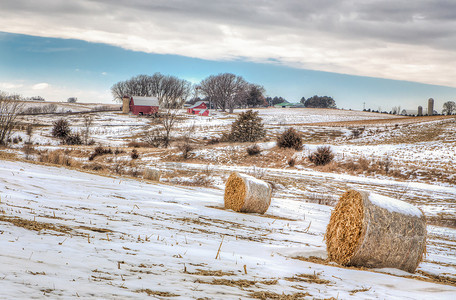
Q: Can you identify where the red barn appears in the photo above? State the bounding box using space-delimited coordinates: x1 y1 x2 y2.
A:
128 96 159 116
187 101 209 116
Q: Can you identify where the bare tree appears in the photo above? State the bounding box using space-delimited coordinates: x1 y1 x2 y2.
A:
199 73 249 113
0 91 24 145
82 114 94 145
111 73 191 108
160 108 180 148
443 101 456 115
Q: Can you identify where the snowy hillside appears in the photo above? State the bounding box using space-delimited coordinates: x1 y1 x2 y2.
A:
1 160 455 299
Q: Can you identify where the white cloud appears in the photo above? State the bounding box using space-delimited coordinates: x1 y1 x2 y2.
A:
0 82 24 89
1 0 456 87
0 80 111 103
32 82 49 90
101 72 107 76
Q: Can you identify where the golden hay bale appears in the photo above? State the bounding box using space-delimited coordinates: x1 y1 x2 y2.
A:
224 172 272 214
143 167 160 181
325 190 426 273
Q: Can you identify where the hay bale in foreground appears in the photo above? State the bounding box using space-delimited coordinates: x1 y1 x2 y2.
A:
325 190 426 273
224 172 272 214
143 167 160 181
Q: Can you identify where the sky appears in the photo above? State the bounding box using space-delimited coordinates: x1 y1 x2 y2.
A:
0 0 455 111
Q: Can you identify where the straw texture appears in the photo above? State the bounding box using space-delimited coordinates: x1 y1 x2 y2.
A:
325 190 426 273
224 172 272 214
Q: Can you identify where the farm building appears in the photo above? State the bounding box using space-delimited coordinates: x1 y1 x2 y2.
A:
274 102 294 108
122 96 159 116
187 101 209 116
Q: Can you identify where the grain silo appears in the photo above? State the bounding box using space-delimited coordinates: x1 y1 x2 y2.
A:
428 98 434 116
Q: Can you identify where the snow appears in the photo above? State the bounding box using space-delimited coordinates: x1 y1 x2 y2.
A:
368 192 423 217
0 160 455 299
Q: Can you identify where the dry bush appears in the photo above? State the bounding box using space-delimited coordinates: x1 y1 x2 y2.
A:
127 141 150 148
142 128 164 147
192 174 211 187
51 119 70 139
83 163 104 171
246 144 261 156
288 157 296 167
277 128 303 150
89 146 112 161
308 146 334 166
114 148 125 155
39 150 77 167
206 137 221 145
178 143 193 159
64 132 83 145
22 144 35 160
130 149 139 159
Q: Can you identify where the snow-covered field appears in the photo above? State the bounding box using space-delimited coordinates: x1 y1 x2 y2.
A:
1 160 455 299
2 105 455 298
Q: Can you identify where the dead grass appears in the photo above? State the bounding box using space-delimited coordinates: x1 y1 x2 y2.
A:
249 291 310 300
187 269 235 276
285 272 332 285
135 289 179 297
195 278 277 288
292 256 456 287
0 215 73 235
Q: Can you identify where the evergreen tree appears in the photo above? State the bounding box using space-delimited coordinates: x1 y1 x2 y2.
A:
230 110 265 142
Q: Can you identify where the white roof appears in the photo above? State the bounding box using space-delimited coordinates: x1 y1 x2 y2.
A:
189 101 206 109
132 96 159 106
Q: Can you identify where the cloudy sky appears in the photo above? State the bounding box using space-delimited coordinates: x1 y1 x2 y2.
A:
0 0 455 110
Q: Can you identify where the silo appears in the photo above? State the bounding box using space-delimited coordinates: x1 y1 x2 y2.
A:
122 96 131 114
418 106 423 116
428 98 434 116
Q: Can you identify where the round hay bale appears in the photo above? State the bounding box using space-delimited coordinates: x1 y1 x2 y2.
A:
143 167 160 181
325 190 426 273
224 172 272 214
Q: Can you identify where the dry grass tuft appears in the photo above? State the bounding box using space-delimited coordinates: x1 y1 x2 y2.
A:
284 273 332 285
0 215 72 235
249 291 310 300
187 269 235 276
135 289 179 297
195 278 277 288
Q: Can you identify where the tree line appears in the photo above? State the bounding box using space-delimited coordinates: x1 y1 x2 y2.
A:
111 73 267 113
111 72 340 111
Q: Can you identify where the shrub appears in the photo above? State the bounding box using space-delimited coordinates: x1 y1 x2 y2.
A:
288 157 296 167
229 110 265 142
131 149 139 159
64 133 82 145
246 144 261 156
52 119 71 139
89 146 112 160
142 128 164 147
277 128 303 150
178 143 193 159
308 146 334 166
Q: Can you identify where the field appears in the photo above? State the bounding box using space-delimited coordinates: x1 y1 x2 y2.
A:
1 103 455 299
